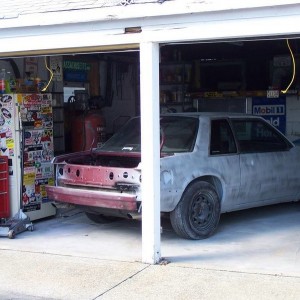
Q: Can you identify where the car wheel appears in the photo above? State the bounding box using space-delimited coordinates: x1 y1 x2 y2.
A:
8 230 15 239
170 181 221 239
85 212 120 224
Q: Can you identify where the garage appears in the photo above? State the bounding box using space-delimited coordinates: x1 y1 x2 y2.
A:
1 1 300 264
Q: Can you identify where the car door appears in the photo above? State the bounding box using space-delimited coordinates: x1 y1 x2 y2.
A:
231 118 295 205
209 118 241 211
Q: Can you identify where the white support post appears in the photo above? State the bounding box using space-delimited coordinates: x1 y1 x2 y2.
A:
139 41 161 264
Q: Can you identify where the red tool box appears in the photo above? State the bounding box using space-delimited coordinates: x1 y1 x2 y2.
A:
0 156 10 218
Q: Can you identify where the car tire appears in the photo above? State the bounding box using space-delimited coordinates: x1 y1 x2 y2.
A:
170 181 221 239
8 230 15 239
85 212 120 224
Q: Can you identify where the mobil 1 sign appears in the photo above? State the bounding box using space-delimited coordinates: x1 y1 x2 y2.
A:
252 97 286 134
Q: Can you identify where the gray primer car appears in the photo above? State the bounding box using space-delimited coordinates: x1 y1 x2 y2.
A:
46 113 300 239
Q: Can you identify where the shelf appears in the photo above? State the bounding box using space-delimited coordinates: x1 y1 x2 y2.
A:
160 81 190 85
160 62 192 82
161 101 192 106
160 61 193 104
52 92 65 154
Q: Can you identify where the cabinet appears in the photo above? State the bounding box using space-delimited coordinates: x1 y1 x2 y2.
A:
0 156 9 218
52 92 65 155
160 62 192 108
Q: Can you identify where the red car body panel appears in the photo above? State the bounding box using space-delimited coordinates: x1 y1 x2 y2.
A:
46 150 142 212
46 185 138 211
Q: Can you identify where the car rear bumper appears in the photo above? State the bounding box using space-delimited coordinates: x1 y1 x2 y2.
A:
46 186 138 211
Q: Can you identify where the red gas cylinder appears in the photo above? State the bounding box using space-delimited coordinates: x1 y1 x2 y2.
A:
71 110 106 152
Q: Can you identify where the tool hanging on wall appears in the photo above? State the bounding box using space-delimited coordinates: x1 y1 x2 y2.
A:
116 62 129 100
105 60 114 107
281 39 296 94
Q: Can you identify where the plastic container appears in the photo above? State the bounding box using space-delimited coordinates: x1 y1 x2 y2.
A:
0 69 6 94
7 72 16 93
5 72 11 93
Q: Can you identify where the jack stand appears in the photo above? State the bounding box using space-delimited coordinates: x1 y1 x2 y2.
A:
0 210 34 239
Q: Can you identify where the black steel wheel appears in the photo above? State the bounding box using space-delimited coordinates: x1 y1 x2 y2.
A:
170 181 221 239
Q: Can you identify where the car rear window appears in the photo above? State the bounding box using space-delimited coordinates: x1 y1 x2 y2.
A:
99 116 198 153
161 116 198 153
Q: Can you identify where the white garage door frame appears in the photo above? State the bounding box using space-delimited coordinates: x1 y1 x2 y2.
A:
1 4 300 264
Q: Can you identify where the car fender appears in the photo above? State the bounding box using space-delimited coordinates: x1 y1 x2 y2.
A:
160 153 228 212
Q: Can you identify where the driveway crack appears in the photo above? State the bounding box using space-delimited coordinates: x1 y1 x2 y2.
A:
92 264 151 299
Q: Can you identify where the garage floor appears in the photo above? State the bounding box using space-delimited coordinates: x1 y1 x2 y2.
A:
1 202 300 275
1 202 300 299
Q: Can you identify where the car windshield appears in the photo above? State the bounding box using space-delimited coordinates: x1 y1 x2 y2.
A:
98 116 198 153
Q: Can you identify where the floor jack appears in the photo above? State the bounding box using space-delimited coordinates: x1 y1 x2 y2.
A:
0 209 34 239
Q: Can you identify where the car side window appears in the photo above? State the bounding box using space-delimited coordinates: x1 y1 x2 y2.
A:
231 119 292 153
210 119 237 155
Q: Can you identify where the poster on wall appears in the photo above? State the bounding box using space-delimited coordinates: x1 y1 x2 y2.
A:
252 96 286 134
25 57 38 77
50 56 63 82
0 95 15 157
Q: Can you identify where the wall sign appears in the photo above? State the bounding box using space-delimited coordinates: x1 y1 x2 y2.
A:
252 96 286 134
63 60 91 71
63 60 91 82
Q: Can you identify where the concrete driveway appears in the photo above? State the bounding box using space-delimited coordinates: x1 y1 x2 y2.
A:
0 202 299 299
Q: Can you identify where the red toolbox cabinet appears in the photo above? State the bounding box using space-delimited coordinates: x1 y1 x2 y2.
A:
0 156 10 218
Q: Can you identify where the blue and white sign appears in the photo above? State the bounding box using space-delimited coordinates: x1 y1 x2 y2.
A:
252 97 286 134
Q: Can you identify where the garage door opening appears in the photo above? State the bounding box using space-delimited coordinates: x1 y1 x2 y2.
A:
1 37 300 265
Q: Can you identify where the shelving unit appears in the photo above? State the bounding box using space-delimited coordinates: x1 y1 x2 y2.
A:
159 61 193 111
52 92 65 155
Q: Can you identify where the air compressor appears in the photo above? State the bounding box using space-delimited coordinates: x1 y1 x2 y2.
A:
68 91 106 152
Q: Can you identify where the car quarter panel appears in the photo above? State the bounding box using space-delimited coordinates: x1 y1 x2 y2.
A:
159 117 241 212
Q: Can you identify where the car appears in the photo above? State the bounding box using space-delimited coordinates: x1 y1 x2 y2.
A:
46 112 300 239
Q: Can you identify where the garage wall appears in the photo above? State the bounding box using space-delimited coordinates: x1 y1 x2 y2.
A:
101 60 138 134
194 95 300 142
286 95 300 141
2 57 300 142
